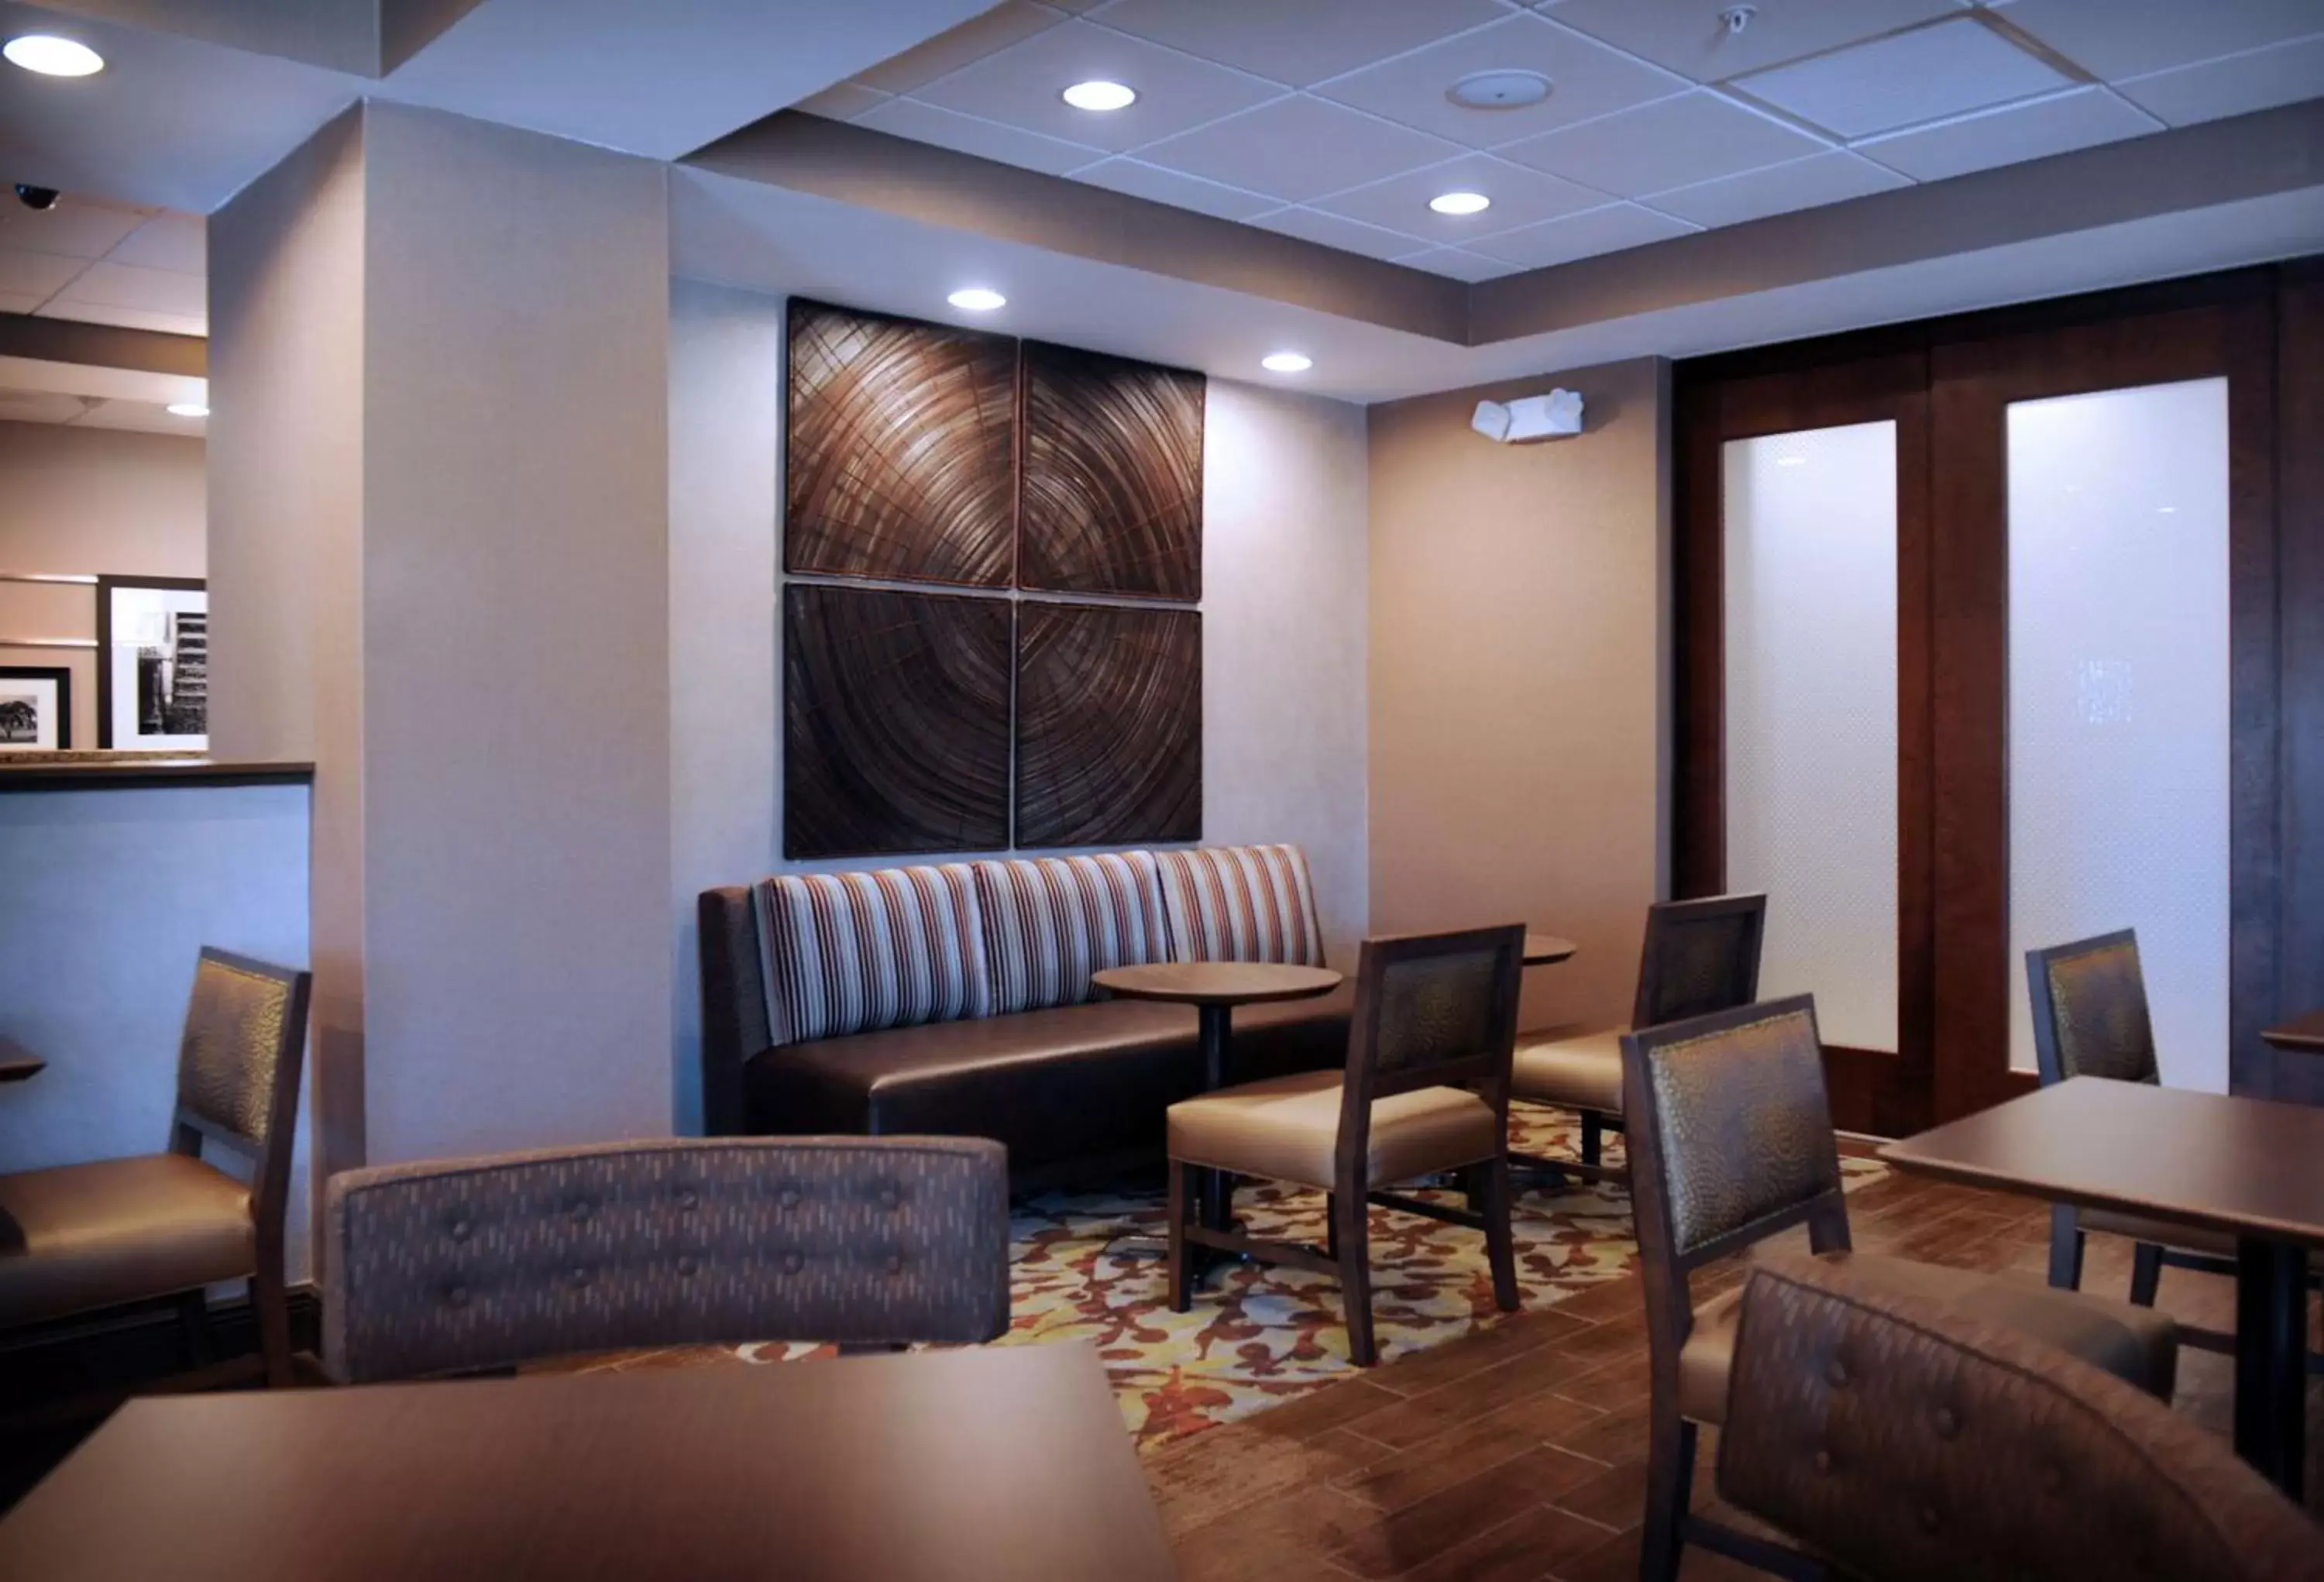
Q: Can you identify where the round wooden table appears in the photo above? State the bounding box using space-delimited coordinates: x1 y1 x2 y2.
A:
1092 961 1343 1266
1524 934 1577 967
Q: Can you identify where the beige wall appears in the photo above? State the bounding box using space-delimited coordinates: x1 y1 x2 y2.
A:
666 280 1371 1129
0 420 205 750
211 101 675 1179
1368 357 1669 1033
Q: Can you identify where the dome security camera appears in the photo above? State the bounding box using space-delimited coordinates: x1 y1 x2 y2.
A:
14 185 60 211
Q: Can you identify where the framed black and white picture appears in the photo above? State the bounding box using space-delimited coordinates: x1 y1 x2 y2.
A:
0 666 71 750
96 576 207 751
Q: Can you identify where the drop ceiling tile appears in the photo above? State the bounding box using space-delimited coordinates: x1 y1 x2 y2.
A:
1067 158 1280 220
1246 205 1426 261
46 262 207 318
106 213 206 277
1645 150 1908 227
1093 0 1511 88
0 291 46 316
1497 91 1828 197
1466 202 1699 267
854 2 1070 95
2000 0 2324 83
796 83 891 120
1137 95 1467 204
0 249 84 299
1312 13 1689 146
0 196 150 261
33 303 207 338
1734 18 2071 138
910 19 1283 153
1392 246 1525 282
0 390 94 424
76 399 206 436
1545 0 1966 82
858 98 1105 175
1311 153 1607 243
2116 33 2324 126
1856 86 2163 181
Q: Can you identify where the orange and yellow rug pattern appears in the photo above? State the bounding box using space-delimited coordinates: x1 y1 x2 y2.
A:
715 1107 1886 1453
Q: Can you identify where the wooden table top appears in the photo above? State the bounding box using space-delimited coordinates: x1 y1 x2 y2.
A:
1881 1077 2324 1249
2262 1009 2324 1053
0 1035 40 1082
1524 934 1577 967
1093 961 1342 1008
0 1343 1177 1582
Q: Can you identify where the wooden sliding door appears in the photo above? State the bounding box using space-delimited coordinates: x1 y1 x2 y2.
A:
1678 267 2302 1133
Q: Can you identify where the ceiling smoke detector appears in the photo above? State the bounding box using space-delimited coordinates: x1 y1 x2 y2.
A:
1446 70 1551 111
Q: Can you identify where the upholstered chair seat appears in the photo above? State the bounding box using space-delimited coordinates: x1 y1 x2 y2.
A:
1676 1249 2177 1422
1167 1069 1500 1193
0 949 311 1387
1509 1027 1625 1115
1510 894 1766 1182
0 1154 253 1328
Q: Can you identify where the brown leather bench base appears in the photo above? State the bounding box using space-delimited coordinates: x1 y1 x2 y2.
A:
745 986 1355 1184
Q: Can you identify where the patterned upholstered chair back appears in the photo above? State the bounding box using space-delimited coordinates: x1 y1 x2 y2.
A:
1719 1257 2324 1582
175 949 308 1152
1623 996 1844 1266
1634 892 1768 1030
324 1137 1011 1384
2026 930 2159 1087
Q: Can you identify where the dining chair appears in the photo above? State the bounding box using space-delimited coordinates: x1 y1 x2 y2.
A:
323 1135 1011 1383
1162 923 1527 1367
2028 930 2323 1350
1718 1255 2324 1582
1624 995 2178 1582
0 949 311 1389
1510 892 1766 1184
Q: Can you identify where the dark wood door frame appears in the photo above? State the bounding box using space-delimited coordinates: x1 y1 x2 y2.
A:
1676 263 2309 1133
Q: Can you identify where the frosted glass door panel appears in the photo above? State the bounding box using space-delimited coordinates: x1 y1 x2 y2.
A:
1724 421 1899 1051
2006 377 2229 1089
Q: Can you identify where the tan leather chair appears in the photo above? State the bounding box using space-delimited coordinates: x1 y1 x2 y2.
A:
2029 930 2322 1351
1511 892 1765 1183
1624 995 2178 1582
0 949 311 1386
1719 1256 2324 1582
325 1136 1011 1382
1164 924 1525 1367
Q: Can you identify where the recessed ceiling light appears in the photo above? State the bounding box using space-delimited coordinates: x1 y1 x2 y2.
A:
947 287 1006 312
1448 70 1549 111
1261 352 1312 374
167 402 209 418
5 34 104 76
1429 191 1491 217
1062 80 1136 112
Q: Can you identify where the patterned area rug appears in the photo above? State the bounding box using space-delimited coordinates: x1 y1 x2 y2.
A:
703 1107 1886 1453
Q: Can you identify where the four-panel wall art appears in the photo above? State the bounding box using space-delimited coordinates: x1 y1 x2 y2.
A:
782 300 1205 859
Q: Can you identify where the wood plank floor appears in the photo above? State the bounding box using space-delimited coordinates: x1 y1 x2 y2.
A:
1144 1159 2324 1582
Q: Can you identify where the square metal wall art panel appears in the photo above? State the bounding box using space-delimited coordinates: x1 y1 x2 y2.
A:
786 300 1018 588
1019 341 1205 600
784 583 1013 858
1015 602 1202 848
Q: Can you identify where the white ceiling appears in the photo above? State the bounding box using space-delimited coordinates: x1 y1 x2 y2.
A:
0 191 204 335
0 352 206 434
799 0 2324 282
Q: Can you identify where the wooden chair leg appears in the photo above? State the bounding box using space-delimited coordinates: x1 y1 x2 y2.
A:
1332 1187 1375 1367
1480 1158 1520 1313
1640 1410 1697 1582
2130 1241 2164 1308
175 1288 212 1370
1581 1111 1603 1168
1325 1192 1339 1260
1167 1161 1193 1313
2047 1203 2085 1290
252 1270 294 1388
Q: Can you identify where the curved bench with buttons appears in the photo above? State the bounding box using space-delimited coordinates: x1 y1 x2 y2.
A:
698 845 1353 1189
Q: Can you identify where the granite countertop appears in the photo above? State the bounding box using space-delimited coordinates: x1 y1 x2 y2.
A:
0 753 315 789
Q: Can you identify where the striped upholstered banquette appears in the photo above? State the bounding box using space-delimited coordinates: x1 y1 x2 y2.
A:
699 844 1346 1182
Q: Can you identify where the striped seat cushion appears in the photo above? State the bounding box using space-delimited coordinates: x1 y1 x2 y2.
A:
753 865 991 1048
1155 844 1327 968
974 853 1171 1015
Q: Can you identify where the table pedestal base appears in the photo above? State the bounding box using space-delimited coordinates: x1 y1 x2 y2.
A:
2236 1237 2307 1500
